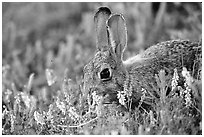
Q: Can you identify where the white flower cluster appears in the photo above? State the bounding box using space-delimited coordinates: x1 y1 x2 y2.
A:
137 88 147 108
90 91 103 116
34 111 45 125
171 68 179 91
10 113 15 132
117 75 133 107
2 105 9 119
14 93 21 104
45 68 57 86
34 107 56 126
21 92 31 109
181 67 193 106
46 105 54 124
117 90 126 106
68 106 80 120
56 98 66 115
182 67 194 85
141 88 147 101
4 89 12 103
184 83 192 106
91 91 103 106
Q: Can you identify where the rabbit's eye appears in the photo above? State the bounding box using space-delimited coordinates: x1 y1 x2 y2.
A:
99 68 112 81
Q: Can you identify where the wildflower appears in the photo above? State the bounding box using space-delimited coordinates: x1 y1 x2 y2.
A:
90 91 103 116
117 90 126 106
182 67 194 85
56 98 66 115
34 111 45 125
91 91 103 106
68 106 80 120
138 88 146 108
2 105 8 119
184 82 192 106
4 89 12 103
45 68 57 86
141 88 147 102
14 94 21 114
21 92 31 109
14 93 21 104
184 90 191 106
46 105 54 124
182 67 193 106
123 75 133 97
177 86 185 98
116 75 133 107
10 112 15 132
171 68 179 91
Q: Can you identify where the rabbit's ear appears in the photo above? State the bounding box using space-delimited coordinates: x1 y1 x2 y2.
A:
94 7 111 51
107 14 127 60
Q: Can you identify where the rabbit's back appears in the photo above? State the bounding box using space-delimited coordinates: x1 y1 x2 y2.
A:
126 40 201 74
124 40 201 97
141 40 201 60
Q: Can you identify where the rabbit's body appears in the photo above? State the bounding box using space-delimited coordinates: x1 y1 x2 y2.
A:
83 7 201 107
125 40 201 83
124 40 201 104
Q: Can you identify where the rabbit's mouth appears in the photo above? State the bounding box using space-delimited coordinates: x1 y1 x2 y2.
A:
102 92 118 104
89 88 119 105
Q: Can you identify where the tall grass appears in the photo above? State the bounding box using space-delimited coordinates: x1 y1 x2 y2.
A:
2 2 202 135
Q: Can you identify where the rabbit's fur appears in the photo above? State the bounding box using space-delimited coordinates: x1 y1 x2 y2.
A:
83 7 201 107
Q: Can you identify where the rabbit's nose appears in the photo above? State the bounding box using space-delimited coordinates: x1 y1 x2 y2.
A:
102 94 115 104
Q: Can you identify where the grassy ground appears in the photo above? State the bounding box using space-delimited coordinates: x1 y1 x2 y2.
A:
2 2 202 135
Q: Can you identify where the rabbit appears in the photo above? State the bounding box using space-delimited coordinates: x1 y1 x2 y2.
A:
83 7 201 108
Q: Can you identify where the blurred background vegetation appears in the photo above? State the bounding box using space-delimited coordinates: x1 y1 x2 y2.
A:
2 2 202 104
2 2 202 135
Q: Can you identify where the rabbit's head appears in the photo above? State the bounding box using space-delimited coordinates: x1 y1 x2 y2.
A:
83 7 128 104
